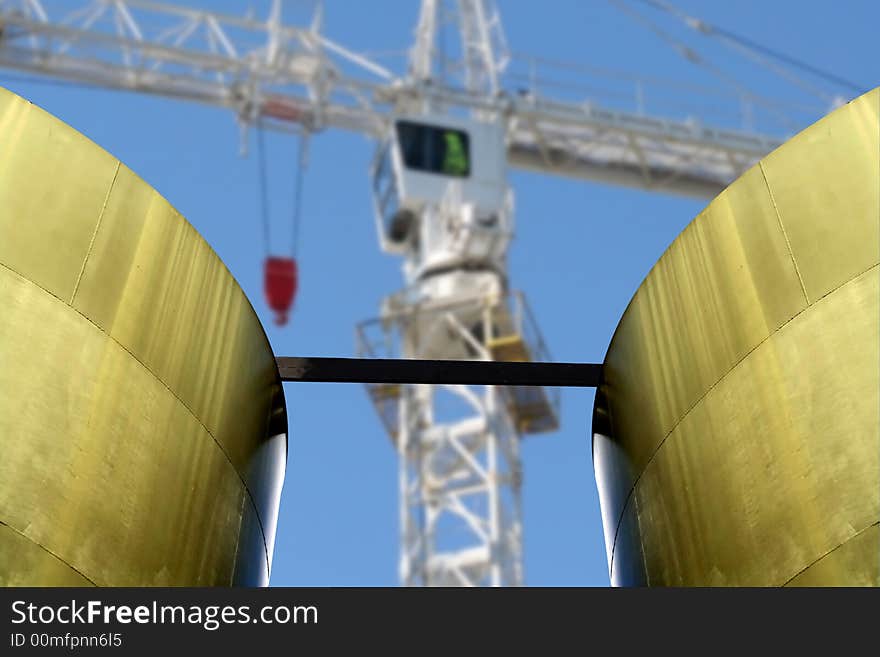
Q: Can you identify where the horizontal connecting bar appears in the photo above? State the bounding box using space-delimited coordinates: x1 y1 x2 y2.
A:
276 357 602 388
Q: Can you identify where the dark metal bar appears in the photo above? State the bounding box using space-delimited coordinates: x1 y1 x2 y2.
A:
276 357 602 387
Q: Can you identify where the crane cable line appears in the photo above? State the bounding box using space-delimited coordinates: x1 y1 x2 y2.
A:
626 0 832 103
606 0 801 131
634 0 866 95
255 120 309 257
290 130 308 256
256 118 272 257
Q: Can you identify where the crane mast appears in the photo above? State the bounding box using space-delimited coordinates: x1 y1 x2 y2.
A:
357 0 541 586
0 0 786 586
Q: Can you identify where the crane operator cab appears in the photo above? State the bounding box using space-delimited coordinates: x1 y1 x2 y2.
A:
371 114 513 282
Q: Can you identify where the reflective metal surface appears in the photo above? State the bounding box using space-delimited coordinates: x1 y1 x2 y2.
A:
592 88 880 586
0 87 287 586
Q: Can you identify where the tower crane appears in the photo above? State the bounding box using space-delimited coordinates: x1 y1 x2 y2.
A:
0 0 814 586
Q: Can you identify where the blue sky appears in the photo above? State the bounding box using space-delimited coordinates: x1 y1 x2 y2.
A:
3 1 876 586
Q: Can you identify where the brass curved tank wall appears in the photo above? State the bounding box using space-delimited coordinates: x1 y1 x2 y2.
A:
0 87 288 586
592 88 879 586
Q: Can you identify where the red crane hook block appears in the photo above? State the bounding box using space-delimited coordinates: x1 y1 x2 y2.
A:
264 256 299 326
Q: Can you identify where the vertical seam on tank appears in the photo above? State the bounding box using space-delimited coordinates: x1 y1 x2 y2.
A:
0 519 98 586
606 263 879 581
780 521 879 586
70 161 121 305
759 160 811 306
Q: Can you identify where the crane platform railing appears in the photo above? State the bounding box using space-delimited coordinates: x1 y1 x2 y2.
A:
356 290 561 440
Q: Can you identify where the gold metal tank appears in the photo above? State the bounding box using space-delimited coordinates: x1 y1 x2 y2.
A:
0 87 287 586
592 88 879 586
